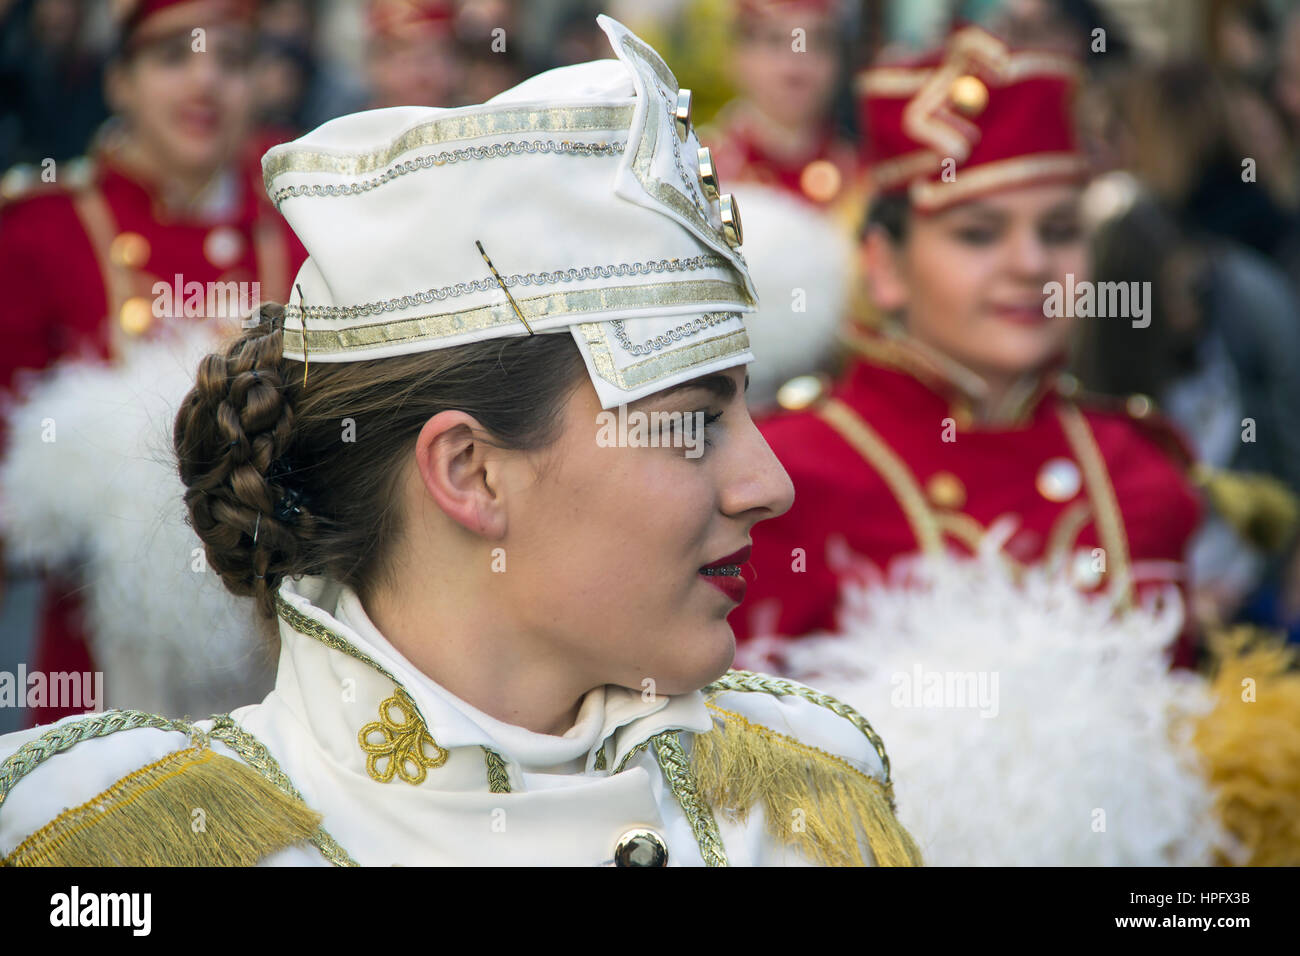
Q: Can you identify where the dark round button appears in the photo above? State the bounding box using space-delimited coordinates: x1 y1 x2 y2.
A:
614 828 668 867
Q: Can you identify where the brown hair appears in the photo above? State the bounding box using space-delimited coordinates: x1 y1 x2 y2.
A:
173 302 587 621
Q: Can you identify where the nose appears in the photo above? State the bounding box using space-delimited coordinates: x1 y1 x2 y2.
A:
722 416 795 524
1005 222 1051 281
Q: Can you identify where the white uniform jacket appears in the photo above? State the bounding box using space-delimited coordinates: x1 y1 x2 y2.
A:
0 575 921 867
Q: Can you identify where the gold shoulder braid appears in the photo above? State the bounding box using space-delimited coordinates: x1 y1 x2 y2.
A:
0 710 356 867
696 670 923 867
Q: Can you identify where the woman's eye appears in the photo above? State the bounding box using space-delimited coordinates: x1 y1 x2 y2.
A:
953 227 998 245
1041 222 1083 244
662 409 723 453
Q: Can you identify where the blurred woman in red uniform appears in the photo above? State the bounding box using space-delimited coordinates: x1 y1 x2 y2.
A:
730 25 1202 668
0 0 305 724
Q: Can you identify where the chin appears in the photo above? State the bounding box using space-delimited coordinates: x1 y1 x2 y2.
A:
657 626 736 696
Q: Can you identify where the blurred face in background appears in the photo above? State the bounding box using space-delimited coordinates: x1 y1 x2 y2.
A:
733 10 840 129
865 183 1090 384
107 22 256 176
368 32 458 108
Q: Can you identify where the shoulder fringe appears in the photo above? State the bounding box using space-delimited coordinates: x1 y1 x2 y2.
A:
4 746 322 867
692 703 923 867
1194 626 1300 866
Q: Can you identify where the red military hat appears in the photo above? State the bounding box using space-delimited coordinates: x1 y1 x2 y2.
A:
856 25 1088 212
368 0 454 40
115 0 257 50
733 0 843 14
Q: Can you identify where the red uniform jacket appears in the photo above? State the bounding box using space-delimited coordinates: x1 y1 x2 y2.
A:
0 136 306 725
729 331 1203 669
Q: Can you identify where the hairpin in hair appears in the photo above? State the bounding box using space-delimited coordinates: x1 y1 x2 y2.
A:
475 239 534 335
295 282 310 386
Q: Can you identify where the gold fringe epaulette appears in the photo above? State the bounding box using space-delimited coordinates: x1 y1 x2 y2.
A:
4 745 323 867
1194 626 1300 866
1193 465 1300 553
695 671 923 866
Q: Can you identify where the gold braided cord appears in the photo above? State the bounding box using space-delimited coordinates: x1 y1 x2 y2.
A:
483 748 512 794
0 710 198 809
815 397 945 558
702 670 895 797
613 739 650 775
652 732 728 867
1056 403 1135 608
593 743 608 772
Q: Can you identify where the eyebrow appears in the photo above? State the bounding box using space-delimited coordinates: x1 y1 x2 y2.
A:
654 372 748 402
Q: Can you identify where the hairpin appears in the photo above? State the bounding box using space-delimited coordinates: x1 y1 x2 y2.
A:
475 239 534 335
295 282 310 386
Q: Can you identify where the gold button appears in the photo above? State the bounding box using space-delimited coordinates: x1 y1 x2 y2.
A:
1055 372 1080 398
800 159 842 203
109 231 150 268
950 74 989 116
697 146 720 201
776 374 825 411
926 471 966 509
674 89 693 142
719 193 742 247
1036 457 1081 502
1070 549 1104 589
614 828 668 867
119 296 154 336
1126 394 1153 419
204 226 245 268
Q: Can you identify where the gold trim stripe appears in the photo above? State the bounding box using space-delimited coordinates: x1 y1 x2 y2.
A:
815 397 945 558
1056 403 1134 606
910 153 1090 210
283 278 753 356
578 323 750 390
262 104 636 192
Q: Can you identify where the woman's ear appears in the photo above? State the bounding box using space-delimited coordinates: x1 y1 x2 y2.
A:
861 226 910 313
413 410 507 539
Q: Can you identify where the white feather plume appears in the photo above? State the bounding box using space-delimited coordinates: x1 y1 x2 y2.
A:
0 325 275 717
736 521 1234 865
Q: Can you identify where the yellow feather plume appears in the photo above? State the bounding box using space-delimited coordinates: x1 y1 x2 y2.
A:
1194 626 1300 866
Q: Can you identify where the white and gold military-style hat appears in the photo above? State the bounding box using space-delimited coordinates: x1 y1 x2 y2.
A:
261 15 757 409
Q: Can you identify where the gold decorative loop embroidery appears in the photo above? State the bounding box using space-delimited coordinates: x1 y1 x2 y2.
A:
358 688 449 785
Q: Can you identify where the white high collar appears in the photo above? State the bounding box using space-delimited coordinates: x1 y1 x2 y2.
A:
273 575 713 781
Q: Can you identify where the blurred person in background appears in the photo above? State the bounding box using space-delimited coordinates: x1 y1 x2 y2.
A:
0 0 109 171
700 0 862 219
1076 196 1300 642
724 22 1300 866
0 0 305 725
365 0 458 108
730 24 1204 666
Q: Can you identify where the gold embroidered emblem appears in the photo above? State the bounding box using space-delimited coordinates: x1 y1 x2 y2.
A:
358 688 449 785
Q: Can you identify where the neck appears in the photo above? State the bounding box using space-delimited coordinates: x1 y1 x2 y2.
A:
365 563 589 738
737 100 823 160
868 322 1051 426
109 133 231 216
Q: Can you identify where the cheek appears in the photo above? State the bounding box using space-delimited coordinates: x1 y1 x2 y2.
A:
908 238 993 320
